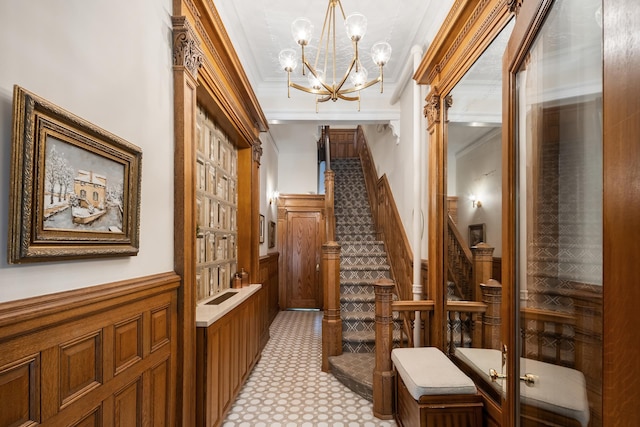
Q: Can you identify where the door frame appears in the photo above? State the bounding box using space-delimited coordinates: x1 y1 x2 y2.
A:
277 194 326 310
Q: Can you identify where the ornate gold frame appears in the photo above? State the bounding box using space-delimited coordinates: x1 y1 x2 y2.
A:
8 85 142 263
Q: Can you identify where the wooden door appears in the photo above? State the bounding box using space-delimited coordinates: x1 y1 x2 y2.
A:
286 211 322 308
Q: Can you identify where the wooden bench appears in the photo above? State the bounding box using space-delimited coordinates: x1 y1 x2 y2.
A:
392 347 483 427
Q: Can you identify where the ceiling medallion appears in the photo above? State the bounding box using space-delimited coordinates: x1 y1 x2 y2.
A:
278 0 392 111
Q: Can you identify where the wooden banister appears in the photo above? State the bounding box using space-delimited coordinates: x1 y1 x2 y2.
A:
321 127 342 372
374 278 435 419
357 126 415 302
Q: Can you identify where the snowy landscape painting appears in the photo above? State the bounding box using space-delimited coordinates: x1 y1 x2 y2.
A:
43 136 125 233
8 85 142 263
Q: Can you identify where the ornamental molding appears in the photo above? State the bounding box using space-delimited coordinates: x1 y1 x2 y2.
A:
172 16 203 78
508 0 523 14
424 88 441 128
253 141 263 164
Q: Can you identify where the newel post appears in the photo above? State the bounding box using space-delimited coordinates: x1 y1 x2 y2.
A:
322 241 342 372
373 278 396 419
472 242 494 301
480 279 502 350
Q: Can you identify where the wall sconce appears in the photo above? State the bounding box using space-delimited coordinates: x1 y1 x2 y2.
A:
269 190 280 205
470 194 482 208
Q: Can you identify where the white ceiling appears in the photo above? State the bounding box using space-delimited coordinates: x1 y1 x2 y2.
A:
214 0 454 130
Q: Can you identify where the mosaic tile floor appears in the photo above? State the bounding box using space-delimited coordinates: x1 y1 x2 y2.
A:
222 310 396 427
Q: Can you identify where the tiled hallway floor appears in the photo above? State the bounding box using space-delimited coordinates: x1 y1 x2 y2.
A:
222 310 396 427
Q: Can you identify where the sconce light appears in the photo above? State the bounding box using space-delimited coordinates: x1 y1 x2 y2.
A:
470 194 482 208
269 190 280 205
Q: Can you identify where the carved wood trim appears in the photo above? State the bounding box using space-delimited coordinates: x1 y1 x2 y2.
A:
172 16 203 78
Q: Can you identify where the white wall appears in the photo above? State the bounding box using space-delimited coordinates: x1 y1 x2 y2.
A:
455 130 502 256
273 124 319 195
362 76 429 259
259 132 279 256
0 0 175 302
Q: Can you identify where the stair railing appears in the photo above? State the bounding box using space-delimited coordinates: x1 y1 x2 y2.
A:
356 126 414 302
373 278 434 419
447 214 474 300
321 125 342 372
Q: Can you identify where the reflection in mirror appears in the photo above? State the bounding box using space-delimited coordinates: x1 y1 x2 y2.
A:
514 0 603 426
444 19 514 403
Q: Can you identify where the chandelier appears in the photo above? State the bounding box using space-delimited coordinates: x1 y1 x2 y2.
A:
278 0 392 110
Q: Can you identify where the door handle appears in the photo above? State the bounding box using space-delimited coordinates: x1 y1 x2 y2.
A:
489 369 537 387
316 263 320 272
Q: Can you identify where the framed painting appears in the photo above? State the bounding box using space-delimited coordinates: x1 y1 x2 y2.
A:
268 221 276 249
468 223 486 247
259 214 265 243
7 85 142 263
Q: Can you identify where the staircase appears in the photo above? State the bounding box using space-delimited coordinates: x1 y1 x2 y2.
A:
327 158 397 401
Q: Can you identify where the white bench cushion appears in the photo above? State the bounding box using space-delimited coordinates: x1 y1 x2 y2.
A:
391 347 477 400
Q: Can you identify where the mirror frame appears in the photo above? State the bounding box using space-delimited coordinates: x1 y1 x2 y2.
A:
414 0 513 354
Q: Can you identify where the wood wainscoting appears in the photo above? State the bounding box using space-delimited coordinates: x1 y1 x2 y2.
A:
259 252 280 326
0 272 180 427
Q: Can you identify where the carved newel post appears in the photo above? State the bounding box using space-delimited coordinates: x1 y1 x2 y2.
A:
322 241 342 372
373 278 395 419
471 242 494 301
480 279 502 350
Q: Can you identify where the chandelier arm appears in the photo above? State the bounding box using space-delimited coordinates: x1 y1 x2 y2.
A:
332 3 337 87
336 0 346 20
289 81 331 96
336 93 361 101
303 58 342 97
337 75 383 95
315 0 333 71
331 57 357 95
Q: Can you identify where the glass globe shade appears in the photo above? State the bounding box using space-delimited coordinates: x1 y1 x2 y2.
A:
371 42 392 66
291 18 313 46
345 13 367 42
350 67 369 88
308 69 325 90
279 49 298 72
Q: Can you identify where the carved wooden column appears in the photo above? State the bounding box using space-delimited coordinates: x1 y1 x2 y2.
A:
373 278 396 419
472 242 495 301
172 15 202 427
480 279 502 350
322 241 342 372
325 169 335 242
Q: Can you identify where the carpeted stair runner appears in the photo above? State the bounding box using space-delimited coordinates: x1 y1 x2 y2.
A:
327 158 402 401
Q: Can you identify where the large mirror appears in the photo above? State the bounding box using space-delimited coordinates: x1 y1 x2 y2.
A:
443 19 514 403
512 0 603 425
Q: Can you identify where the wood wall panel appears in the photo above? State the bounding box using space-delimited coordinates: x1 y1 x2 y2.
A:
72 407 101 427
113 378 141 426
60 332 102 407
0 354 39 426
149 358 170 427
151 305 171 353
114 317 143 376
259 252 280 326
0 272 179 427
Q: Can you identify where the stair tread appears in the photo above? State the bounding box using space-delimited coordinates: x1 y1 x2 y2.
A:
343 330 406 343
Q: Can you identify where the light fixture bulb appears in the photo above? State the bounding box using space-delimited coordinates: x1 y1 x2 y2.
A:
371 42 392 66
291 17 313 46
345 13 367 42
350 67 368 88
308 69 325 90
279 49 298 72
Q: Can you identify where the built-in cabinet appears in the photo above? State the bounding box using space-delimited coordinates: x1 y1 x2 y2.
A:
416 0 640 425
195 107 239 301
172 0 269 424
195 287 268 427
